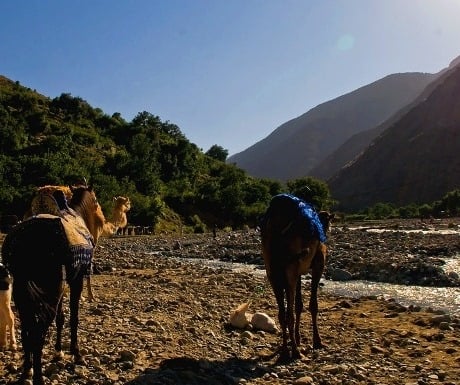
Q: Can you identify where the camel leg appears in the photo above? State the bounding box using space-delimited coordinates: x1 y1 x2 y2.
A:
310 250 325 349
20 310 50 385
20 329 33 381
272 281 289 360
286 272 301 359
13 285 34 381
69 276 85 364
7 308 17 350
294 279 303 347
54 292 65 359
32 330 47 385
0 315 6 348
86 276 95 302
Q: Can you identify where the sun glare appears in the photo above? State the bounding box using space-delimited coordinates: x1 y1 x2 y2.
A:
337 34 355 51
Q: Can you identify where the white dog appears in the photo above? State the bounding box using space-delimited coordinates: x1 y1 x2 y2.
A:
0 262 16 350
229 302 279 333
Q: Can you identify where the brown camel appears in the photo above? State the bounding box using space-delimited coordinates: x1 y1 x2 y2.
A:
3 185 111 385
107 196 131 236
26 185 122 301
261 193 334 360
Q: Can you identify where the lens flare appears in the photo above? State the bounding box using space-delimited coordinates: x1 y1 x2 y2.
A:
337 34 355 51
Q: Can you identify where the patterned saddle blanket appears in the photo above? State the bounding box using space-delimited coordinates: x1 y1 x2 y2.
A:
28 193 94 275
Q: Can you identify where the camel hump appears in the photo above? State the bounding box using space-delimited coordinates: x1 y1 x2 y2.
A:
31 193 62 217
37 185 72 200
265 193 327 243
28 185 75 219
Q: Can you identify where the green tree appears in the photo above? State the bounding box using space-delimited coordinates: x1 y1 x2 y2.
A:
419 203 433 219
441 189 460 216
398 203 419 218
286 177 334 210
205 145 229 162
368 202 396 219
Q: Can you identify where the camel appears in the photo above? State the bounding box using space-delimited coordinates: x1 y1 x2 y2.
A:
87 195 130 300
0 263 17 350
25 185 128 301
2 185 109 385
108 196 131 236
260 193 334 360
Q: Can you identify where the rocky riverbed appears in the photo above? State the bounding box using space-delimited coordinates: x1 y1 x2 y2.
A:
0 219 459 384
92 219 460 287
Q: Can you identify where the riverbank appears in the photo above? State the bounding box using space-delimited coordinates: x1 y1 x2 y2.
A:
0 221 459 384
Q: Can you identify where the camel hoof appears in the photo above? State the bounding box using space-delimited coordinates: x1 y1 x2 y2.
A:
84 295 96 303
276 347 291 364
74 355 87 365
313 341 324 350
21 367 33 381
292 349 303 360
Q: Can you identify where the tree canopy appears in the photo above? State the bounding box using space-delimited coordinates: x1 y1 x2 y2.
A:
0 78 295 230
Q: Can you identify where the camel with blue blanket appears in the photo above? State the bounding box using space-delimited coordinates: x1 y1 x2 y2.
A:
260 193 334 360
1 184 113 385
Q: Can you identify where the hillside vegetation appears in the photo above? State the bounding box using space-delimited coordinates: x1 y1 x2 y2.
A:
2 76 458 225
1 76 334 230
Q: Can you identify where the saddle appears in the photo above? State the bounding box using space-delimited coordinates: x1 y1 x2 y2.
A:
29 192 94 275
264 194 327 243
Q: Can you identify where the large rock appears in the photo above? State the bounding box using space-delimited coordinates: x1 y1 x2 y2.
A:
330 268 353 281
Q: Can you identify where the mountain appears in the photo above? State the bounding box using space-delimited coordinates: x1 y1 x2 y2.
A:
310 56 460 180
227 72 436 180
328 63 460 211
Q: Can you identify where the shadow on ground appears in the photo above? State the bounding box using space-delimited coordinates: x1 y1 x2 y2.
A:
124 355 274 385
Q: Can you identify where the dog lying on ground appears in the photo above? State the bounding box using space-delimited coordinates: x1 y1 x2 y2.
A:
0 262 17 350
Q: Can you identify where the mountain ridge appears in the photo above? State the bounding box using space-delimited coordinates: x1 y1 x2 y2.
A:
328 62 460 210
228 72 436 180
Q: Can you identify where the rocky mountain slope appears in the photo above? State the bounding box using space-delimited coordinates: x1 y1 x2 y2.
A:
310 55 460 181
228 72 436 180
329 63 460 211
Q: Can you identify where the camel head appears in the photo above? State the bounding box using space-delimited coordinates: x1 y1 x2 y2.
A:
318 211 335 233
113 196 131 213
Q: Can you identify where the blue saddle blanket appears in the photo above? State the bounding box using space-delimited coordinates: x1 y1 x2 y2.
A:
273 194 327 243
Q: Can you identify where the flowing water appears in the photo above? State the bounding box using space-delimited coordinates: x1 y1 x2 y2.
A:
182 256 460 317
164 225 460 317
332 226 460 316
321 279 460 317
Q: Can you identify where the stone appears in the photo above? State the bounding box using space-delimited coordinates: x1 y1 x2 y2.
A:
330 268 353 281
294 375 314 384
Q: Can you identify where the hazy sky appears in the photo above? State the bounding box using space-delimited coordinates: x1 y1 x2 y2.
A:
2 0 460 155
